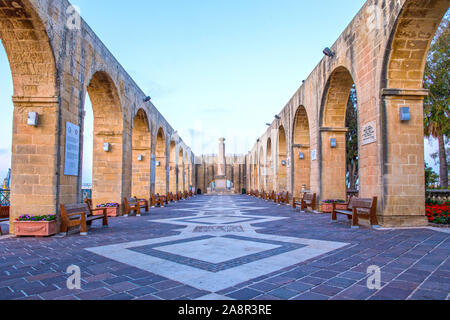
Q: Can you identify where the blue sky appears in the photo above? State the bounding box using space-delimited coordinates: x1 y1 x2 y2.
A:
0 0 441 183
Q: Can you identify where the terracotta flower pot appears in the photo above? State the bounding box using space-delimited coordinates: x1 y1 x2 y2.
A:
335 203 349 211
15 220 57 237
322 203 334 213
94 207 120 217
105 207 120 217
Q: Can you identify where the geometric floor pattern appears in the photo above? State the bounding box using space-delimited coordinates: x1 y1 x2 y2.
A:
87 196 348 295
0 195 449 300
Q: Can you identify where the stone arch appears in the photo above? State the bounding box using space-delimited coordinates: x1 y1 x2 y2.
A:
86 71 124 207
168 140 177 193
155 127 167 195
266 138 273 191
131 108 151 200
259 146 264 190
253 152 258 190
178 147 184 191
184 151 188 191
248 155 253 190
292 105 311 198
1 1 59 226
277 125 287 191
319 66 356 201
379 0 449 225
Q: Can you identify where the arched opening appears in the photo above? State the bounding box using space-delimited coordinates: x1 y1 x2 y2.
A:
155 128 167 195
0 1 58 228
380 0 449 225
85 71 124 207
292 106 311 198
131 109 151 200
253 153 258 190
320 66 358 202
184 152 188 191
248 156 253 190
168 140 177 193
259 147 264 190
266 138 273 191
178 148 184 192
277 126 287 191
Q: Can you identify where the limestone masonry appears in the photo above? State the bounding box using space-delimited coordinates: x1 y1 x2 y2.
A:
1 0 449 233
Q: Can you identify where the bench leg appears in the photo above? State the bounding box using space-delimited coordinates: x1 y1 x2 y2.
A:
351 214 359 229
103 214 109 227
370 214 380 229
331 211 337 222
80 216 88 236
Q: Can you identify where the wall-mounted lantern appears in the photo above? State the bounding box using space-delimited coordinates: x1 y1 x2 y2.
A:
137 155 143 161
104 143 111 152
155 161 161 167
27 112 38 126
330 138 337 148
400 107 411 122
281 160 286 166
299 152 305 160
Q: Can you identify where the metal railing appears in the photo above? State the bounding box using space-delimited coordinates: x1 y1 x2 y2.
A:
0 189 10 207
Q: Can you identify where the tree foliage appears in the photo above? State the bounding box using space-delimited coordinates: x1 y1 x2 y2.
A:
346 85 359 191
424 12 449 188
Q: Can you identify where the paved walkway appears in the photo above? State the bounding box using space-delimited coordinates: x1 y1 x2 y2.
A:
0 195 449 300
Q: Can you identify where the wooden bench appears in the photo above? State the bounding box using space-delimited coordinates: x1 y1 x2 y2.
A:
332 197 379 229
277 191 289 205
0 206 9 235
151 194 165 207
124 197 148 217
292 193 317 211
60 203 108 236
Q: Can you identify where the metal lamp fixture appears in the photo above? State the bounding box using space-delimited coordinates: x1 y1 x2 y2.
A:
103 143 111 152
330 138 337 148
400 107 411 122
299 152 305 160
281 160 286 166
275 115 281 120
137 155 143 161
143 96 151 102
27 112 38 126
323 47 335 57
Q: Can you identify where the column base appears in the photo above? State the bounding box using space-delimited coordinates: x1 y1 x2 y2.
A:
378 215 428 228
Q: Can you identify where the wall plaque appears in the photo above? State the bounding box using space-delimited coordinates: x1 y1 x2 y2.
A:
362 120 377 146
311 150 317 161
64 122 80 176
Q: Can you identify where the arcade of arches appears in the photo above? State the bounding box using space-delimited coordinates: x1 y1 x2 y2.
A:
0 0 448 234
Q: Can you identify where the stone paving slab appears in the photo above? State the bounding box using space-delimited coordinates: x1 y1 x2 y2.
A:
0 195 449 300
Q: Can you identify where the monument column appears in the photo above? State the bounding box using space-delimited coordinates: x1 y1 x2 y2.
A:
215 138 227 191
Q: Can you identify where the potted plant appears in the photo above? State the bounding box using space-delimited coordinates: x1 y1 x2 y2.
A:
96 203 120 217
15 215 57 237
321 199 347 213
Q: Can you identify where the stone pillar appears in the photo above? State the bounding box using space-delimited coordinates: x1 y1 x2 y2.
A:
215 138 227 190
380 89 429 227
218 138 226 177
10 96 61 233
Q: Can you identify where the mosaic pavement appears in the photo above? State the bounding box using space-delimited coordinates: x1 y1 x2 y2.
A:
0 195 449 300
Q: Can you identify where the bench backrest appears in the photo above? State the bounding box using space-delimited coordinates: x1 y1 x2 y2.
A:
348 197 377 211
61 203 91 219
126 197 138 205
303 193 315 201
